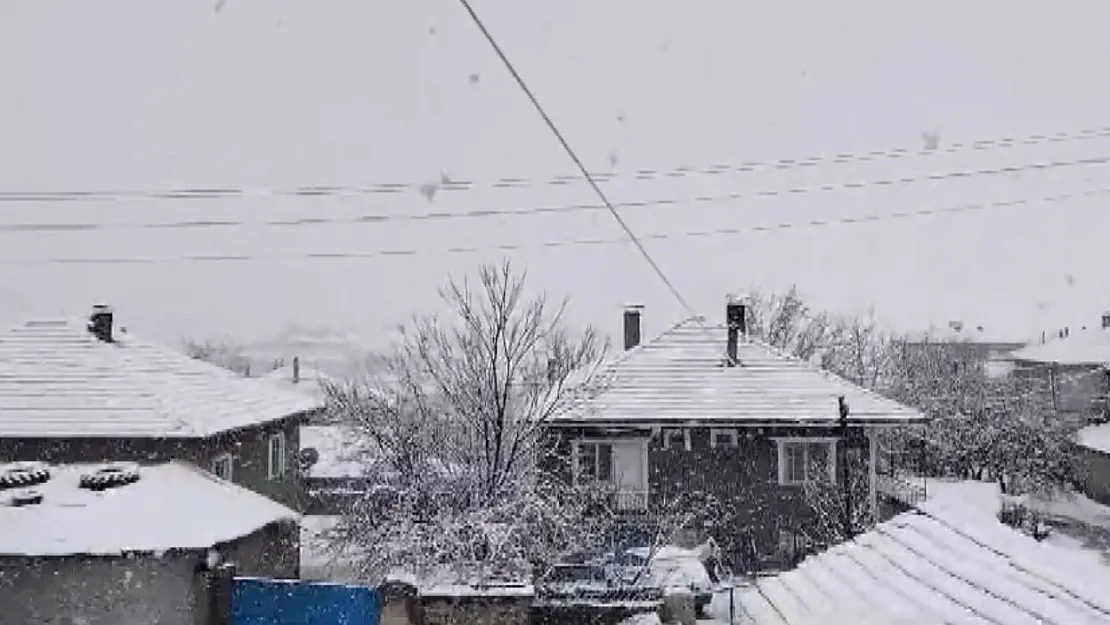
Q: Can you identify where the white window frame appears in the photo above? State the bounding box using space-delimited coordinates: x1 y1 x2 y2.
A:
661 428 691 451
774 437 837 486
570 438 649 487
211 453 234 481
571 440 615 486
267 432 287 480
710 428 739 449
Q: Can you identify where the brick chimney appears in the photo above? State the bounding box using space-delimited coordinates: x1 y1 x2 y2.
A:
623 305 643 351
726 295 747 367
87 304 114 343
292 356 301 384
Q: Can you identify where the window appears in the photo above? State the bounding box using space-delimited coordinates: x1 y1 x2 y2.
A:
211 453 234 481
662 428 690 451
776 439 836 485
267 432 287 480
710 428 739 449
575 442 613 484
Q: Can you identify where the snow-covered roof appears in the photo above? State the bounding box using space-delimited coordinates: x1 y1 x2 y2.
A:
1077 423 1110 455
553 318 924 425
732 501 1110 625
299 425 374 479
1006 328 1110 366
0 461 297 556
264 362 335 400
0 317 325 438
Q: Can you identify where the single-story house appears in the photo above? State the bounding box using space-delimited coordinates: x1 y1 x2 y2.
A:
0 459 299 625
544 299 925 571
0 305 326 509
1001 312 1110 418
728 495 1110 625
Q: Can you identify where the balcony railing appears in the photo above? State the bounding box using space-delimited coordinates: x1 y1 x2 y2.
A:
611 490 650 511
583 487 650 512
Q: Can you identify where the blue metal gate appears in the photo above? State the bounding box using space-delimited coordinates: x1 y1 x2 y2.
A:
230 577 380 625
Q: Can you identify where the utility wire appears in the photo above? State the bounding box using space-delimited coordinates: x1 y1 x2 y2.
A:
3 126 1110 200
2 155 1108 234
1 187 1101 265
451 0 692 314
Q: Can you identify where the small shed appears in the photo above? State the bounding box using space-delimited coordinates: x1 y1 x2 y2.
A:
0 460 299 625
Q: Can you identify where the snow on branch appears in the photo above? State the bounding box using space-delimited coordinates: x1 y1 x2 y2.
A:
324 260 611 585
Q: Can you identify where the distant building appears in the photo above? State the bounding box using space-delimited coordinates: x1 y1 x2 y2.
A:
903 320 1030 376
1001 311 1110 419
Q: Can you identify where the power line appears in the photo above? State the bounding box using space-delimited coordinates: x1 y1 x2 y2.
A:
2 187 1101 265
3 126 1110 201
451 0 693 314
3 155 1108 234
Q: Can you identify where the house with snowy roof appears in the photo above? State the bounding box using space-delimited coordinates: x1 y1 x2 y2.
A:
544 298 926 572
0 460 299 625
1001 311 1110 418
0 305 326 509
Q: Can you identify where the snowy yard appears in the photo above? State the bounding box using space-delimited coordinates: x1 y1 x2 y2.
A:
1030 490 1110 565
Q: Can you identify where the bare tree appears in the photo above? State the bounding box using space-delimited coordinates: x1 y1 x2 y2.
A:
819 309 894 390
326 261 611 584
183 338 252 375
745 285 846 362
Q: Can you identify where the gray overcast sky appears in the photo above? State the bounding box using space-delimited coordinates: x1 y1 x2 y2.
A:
2 0 1109 348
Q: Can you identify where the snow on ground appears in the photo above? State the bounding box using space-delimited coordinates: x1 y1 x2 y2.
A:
918 477 1003 519
1028 489 1110 565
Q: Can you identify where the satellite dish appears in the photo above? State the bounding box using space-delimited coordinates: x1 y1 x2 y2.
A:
298 447 320 468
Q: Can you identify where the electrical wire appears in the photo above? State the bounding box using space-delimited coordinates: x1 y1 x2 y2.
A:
3 126 1110 200
1 187 1101 265
451 0 692 314
2 155 1108 233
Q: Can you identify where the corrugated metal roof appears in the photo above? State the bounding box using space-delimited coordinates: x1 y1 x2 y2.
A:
554 317 923 425
734 501 1110 625
0 318 325 438
1006 329 1110 366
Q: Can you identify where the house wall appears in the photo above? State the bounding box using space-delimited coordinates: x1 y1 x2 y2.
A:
0 523 298 625
1072 446 1110 506
543 425 871 572
0 553 200 625
1012 361 1109 420
0 417 308 510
